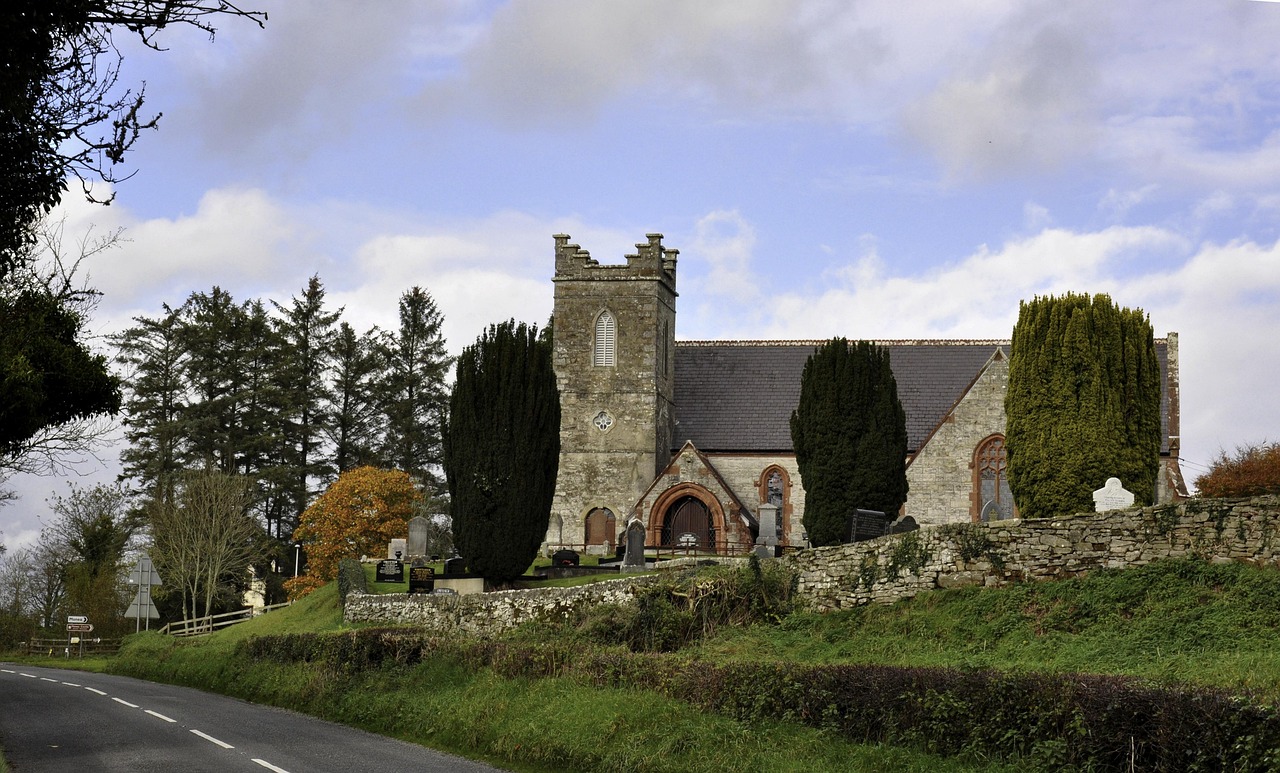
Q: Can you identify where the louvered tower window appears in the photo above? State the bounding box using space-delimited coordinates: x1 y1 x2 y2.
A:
594 310 616 366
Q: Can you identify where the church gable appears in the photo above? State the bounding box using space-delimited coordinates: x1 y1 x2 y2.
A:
904 347 1013 524
633 441 757 553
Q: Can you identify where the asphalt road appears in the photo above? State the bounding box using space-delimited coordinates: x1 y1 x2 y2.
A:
0 662 507 772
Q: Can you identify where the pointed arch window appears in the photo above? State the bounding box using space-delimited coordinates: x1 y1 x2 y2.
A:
594 310 616 367
974 434 1015 521
758 465 792 545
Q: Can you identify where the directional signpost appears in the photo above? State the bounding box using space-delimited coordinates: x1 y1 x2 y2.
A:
126 553 163 631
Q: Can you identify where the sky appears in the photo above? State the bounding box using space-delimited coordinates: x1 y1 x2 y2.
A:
5 0 1280 549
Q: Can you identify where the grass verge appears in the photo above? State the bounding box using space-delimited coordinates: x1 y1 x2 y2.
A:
106 631 1015 773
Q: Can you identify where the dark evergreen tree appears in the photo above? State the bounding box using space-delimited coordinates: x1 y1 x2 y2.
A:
380 287 451 491
115 305 188 508
790 338 908 547
445 320 560 584
268 276 340 536
325 322 385 473
1005 293 1161 519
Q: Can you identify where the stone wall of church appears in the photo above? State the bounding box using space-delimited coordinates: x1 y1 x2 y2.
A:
704 454 807 546
903 352 1009 526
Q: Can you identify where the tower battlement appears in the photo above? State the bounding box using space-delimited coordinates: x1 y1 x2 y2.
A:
553 233 678 291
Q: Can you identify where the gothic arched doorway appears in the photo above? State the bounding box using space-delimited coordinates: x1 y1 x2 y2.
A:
661 496 715 551
584 507 616 547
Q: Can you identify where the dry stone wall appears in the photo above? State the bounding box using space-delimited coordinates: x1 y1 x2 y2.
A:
343 575 656 636
789 496 1280 610
345 497 1280 636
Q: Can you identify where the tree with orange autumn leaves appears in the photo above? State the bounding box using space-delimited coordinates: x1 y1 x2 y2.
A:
285 466 421 599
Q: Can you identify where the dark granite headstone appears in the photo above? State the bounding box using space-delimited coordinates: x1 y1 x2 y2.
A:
408 565 435 594
444 556 466 575
623 521 646 569
552 549 580 567
375 559 404 583
846 509 890 542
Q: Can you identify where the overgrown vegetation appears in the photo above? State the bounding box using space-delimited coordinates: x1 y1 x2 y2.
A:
1196 442 1280 497
514 555 799 652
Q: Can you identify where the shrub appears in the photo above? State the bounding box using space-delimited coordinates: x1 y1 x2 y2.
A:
1196 442 1280 498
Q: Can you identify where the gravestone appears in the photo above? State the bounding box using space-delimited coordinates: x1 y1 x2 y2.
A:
622 520 646 571
375 558 404 583
1093 477 1135 512
407 515 429 558
552 549 580 567
387 538 407 560
846 509 889 542
887 515 919 535
407 565 435 594
757 503 780 547
444 556 466 575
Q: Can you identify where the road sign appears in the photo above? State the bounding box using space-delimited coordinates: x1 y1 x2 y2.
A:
128 554 163 586
66 623 93 633
67 615 88 624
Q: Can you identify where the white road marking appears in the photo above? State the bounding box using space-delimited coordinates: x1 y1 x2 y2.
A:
61 681 81 687
252 759 291 773
1 668 14 673
39 677 58 682
145 709 176 723
19 673 36 678
111 697 139 708
190 729 234 749
84 687 107 696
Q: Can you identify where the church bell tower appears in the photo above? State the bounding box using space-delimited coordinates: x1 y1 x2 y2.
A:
545 233 677 550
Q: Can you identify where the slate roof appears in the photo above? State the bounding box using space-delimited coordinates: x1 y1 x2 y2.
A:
672 340 1172 455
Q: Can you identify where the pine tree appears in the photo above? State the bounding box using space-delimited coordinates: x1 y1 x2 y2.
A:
445 320 560 584
268 276 341 536
790 338 908 547
325 322 385 474
115 305 188 508
380 287 451 492
1005 293 1161 518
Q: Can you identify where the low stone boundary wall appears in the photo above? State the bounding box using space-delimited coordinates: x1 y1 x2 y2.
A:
344 575 656 636
344 497 1280 635
788 496 1280 611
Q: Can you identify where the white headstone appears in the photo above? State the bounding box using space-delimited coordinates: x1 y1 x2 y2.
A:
1093 477 1135 512
388 538 407 559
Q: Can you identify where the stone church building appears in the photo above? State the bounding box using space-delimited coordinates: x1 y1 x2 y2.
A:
544 233 1187 554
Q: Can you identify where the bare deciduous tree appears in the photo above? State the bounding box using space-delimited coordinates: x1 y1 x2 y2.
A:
148 469 262 622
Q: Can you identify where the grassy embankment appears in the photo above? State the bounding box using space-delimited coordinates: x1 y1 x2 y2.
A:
21 556 1280 771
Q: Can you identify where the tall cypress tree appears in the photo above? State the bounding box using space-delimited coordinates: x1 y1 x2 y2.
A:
790 338 908 547
1005 293 1161 518
445 320 560 584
